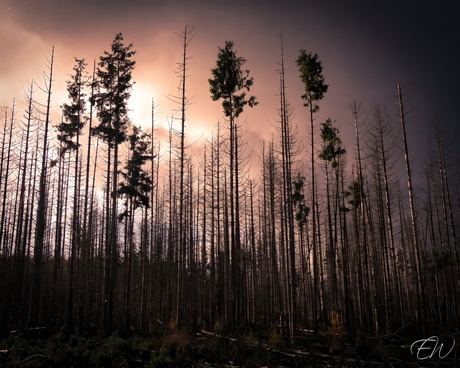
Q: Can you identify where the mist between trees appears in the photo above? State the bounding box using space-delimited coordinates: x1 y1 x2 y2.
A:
0 28 458 342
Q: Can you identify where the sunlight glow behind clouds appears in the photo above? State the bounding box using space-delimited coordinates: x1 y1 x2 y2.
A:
1 0 458 171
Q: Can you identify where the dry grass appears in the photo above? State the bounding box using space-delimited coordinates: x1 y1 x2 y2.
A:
161 331 190 352
328 310 345 353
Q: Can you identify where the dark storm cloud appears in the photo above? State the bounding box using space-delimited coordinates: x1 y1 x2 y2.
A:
6 0 457 74
5 0 177 42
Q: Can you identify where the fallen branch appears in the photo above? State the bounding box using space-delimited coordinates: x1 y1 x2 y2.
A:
198 329 305 359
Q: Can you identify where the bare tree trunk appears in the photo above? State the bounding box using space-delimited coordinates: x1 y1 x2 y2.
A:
397 84 424 330
279 40 297 340
435 128 459 325
308 96 320 332
104 142 112 329
373 106 402 325
1 101 16 329
350 101 376 334
210 134 216 327
30 46 55 327
249 181 257 325
201 145 207 328
0 109 8 255
175 25 192 329
81 61 96 328
0 101 15 256
14 83 35 326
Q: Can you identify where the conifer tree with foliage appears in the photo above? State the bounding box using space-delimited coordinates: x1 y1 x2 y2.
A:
209 40 257 327
319 118 345 314
296 50 328 331
319 119 345 169
93 33 135 146
118 125 153 329
118 125 153 214
58 58 87 156
209 40 257 118
93 32 136 331
57 58 88 328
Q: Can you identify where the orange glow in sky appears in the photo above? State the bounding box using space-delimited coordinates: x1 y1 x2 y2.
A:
1 0 458 172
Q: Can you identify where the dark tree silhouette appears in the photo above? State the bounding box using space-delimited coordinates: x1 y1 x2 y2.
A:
93 33 136 331
30 46 55 327
209 40 257 327
118 125 153 330
296 50 328 331
57 58 87 328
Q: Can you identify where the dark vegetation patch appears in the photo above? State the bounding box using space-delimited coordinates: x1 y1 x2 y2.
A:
0 326 458 367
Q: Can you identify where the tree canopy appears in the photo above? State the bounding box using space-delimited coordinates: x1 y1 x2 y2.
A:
209 40 257 118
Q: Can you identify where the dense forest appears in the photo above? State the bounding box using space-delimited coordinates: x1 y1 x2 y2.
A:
0 29 459 365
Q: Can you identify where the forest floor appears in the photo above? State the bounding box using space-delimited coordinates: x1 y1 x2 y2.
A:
0 325 458 367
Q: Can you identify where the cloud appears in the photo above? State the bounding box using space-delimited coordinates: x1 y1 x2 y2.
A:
1 0 458 167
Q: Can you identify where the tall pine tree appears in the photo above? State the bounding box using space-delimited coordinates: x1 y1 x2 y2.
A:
93 33 136 331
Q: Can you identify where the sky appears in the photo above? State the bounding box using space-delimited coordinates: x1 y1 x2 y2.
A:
1 0 459 180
